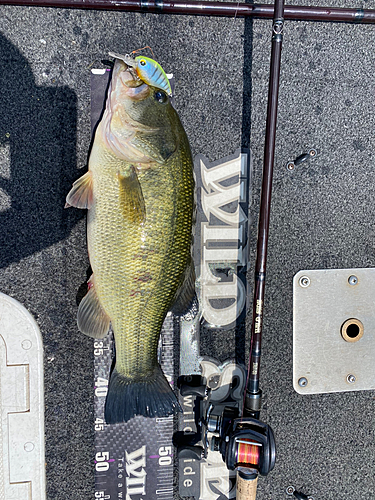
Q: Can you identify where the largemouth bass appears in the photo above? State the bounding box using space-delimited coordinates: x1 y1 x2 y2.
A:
66 54 195 423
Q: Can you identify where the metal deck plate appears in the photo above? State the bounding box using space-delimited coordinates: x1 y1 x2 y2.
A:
293 268 375 394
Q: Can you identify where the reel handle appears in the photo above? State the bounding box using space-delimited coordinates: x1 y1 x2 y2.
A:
177 445 204 460
236 469 258 500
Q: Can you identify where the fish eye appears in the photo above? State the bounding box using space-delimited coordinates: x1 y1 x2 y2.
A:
139 59 146 66
154 90 168 103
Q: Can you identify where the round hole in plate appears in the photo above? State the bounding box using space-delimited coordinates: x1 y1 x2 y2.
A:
341 318 364 343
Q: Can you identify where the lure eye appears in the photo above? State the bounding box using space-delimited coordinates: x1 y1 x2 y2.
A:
139 59 147 66
154 90 168 103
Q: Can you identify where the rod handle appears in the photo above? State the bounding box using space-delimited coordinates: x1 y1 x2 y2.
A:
236 469 258 500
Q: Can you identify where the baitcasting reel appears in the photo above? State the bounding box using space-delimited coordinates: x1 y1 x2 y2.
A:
175 375 276 477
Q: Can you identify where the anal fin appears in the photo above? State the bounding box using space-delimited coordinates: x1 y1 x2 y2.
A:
65 171 93 209
77 281 110 339
171 258 197 316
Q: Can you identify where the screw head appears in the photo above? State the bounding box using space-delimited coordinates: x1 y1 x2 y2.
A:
348 275 358 286
286 162 295 171
286 485 295 495
298 377 308 387
309 148 317 157
299 276 310 288
347 374 356 384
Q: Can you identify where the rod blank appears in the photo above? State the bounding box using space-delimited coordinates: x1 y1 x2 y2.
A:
0 0 375 24
244 0 285 419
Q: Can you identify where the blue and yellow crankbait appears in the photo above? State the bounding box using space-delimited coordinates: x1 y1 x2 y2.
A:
129 55 172 97
109 52 172 97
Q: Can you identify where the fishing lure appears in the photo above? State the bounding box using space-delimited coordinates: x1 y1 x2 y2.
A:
109 52 172 97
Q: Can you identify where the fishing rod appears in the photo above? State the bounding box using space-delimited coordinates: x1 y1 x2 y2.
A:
235 0 285 495
177 0 283 497
1 0 375 24
204 0 285 496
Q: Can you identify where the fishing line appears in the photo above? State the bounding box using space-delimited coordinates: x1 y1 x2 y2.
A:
181 0 241 110
235 438 261 468
209 0 241 85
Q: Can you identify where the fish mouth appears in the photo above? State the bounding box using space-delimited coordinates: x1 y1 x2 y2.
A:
109 52 150 99
109 53 140 85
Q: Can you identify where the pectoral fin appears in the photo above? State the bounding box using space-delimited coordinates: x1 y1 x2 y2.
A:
171 258 197 316
65 171 93 209
118 165 146 224
77 280 110 339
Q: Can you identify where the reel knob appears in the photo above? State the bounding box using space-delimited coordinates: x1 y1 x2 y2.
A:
177 445 205 460
177 375 208 398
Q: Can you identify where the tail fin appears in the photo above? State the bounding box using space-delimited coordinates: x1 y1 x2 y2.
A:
104 365 181 424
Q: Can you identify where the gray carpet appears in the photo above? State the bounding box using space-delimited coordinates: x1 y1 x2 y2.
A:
0 1 374 498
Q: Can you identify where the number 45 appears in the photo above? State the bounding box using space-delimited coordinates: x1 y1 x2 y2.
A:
95 418 104 431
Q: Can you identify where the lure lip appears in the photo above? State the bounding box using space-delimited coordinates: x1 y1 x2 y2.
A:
108 51 137 68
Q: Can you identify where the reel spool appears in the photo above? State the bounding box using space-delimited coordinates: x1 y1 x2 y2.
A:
236 439 261 468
